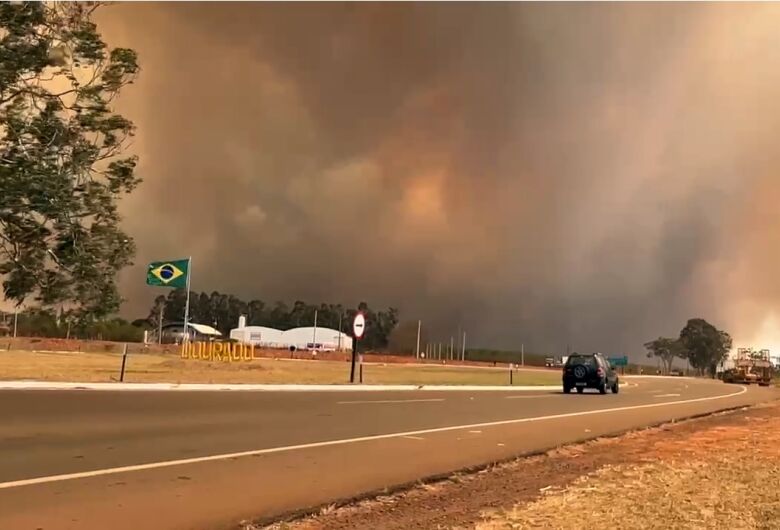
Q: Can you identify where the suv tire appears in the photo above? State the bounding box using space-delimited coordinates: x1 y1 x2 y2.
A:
563 385 571 394
612 382 619 394
598 382 607 394
577 387 584 394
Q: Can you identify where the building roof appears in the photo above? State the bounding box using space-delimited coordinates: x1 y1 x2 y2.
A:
188 323 222 336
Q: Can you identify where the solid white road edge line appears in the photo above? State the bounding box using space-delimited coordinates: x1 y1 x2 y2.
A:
0 385 746 490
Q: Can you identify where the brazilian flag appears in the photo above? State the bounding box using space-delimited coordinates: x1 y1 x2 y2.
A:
146 258 189 288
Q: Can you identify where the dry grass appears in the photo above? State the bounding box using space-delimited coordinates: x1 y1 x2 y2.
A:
0 350 560 386
479 410 780 530
479 458 780 530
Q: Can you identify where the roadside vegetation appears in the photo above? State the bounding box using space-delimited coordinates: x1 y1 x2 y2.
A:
1 3 140 320
479 404 780 530
645 318 732 376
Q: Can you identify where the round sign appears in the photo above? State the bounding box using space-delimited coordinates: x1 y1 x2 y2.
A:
353 312 366 339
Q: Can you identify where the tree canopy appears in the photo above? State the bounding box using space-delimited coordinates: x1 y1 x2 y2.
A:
678 318 732 377
643 336 684 374
0 2 140 319
2 306 143 342
147 290 400 350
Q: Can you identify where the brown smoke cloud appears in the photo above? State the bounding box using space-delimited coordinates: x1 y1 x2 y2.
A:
98 3 780 354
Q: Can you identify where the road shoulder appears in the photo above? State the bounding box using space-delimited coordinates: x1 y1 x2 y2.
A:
252 398 780 530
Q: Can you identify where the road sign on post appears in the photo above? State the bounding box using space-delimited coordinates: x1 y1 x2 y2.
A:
609 356 628 367
350 312 366 383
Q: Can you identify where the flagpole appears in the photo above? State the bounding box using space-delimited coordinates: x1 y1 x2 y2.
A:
182 256 192 342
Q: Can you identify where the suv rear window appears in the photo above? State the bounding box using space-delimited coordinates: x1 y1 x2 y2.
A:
566 354 597 367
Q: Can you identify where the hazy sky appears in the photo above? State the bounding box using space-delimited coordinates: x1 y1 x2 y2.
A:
98 2 780 354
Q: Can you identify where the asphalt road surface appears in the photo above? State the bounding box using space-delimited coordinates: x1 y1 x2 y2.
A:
0 377 775 530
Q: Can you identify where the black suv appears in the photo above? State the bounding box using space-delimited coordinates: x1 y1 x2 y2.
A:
562 353 619 394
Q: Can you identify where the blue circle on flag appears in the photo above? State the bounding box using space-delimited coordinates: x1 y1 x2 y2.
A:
159 264 175 280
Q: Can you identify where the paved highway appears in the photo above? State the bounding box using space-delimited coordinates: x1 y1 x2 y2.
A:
0 378 775 529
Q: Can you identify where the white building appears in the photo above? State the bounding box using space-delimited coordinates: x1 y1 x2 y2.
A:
280 326 352 351
229 326 284 348
229 319 352 351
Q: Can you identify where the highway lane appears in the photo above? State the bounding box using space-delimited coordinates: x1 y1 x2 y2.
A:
0 378 775 530
0 377 739 482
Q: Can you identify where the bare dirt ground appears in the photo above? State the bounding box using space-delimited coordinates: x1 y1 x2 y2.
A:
251 400 780 530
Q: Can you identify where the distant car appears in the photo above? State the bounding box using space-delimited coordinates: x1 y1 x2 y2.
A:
563 353 619 394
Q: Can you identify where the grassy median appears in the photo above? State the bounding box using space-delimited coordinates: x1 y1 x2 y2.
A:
0 350 561 386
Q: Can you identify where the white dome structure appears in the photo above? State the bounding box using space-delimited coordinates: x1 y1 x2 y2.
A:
229 326 284 348
229 323 352 351
281 327 352 352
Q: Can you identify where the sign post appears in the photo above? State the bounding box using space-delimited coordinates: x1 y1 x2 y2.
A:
350 312 366 383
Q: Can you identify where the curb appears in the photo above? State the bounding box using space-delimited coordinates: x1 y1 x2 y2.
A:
0 381 565 392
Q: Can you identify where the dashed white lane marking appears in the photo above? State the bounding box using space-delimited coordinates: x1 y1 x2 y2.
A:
0 386 746 490
337 398 445 405
468 430 482 434
654 393 681 398
505 394 555 399
402 435 425 441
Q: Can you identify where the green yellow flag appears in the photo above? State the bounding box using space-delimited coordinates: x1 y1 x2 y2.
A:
146 258 189 288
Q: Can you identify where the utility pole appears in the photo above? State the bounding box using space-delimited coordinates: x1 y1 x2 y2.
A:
337 311 343 351
415 320 421 360
182 256 193 342
456 323 462 361
462 331 466 361
158 302 165 344
438 343 442 361
521 343 524 366
312 309 318 346
12 308 18 338
450 336 454 361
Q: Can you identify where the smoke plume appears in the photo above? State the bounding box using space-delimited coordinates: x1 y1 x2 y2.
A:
98 3 780 355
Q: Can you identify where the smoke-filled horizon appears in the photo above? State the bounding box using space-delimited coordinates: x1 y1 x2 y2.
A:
97 3 780 354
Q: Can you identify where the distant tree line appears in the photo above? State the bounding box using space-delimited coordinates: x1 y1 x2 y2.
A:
645 318 732 377
142 290 400 350
2 308 143 342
